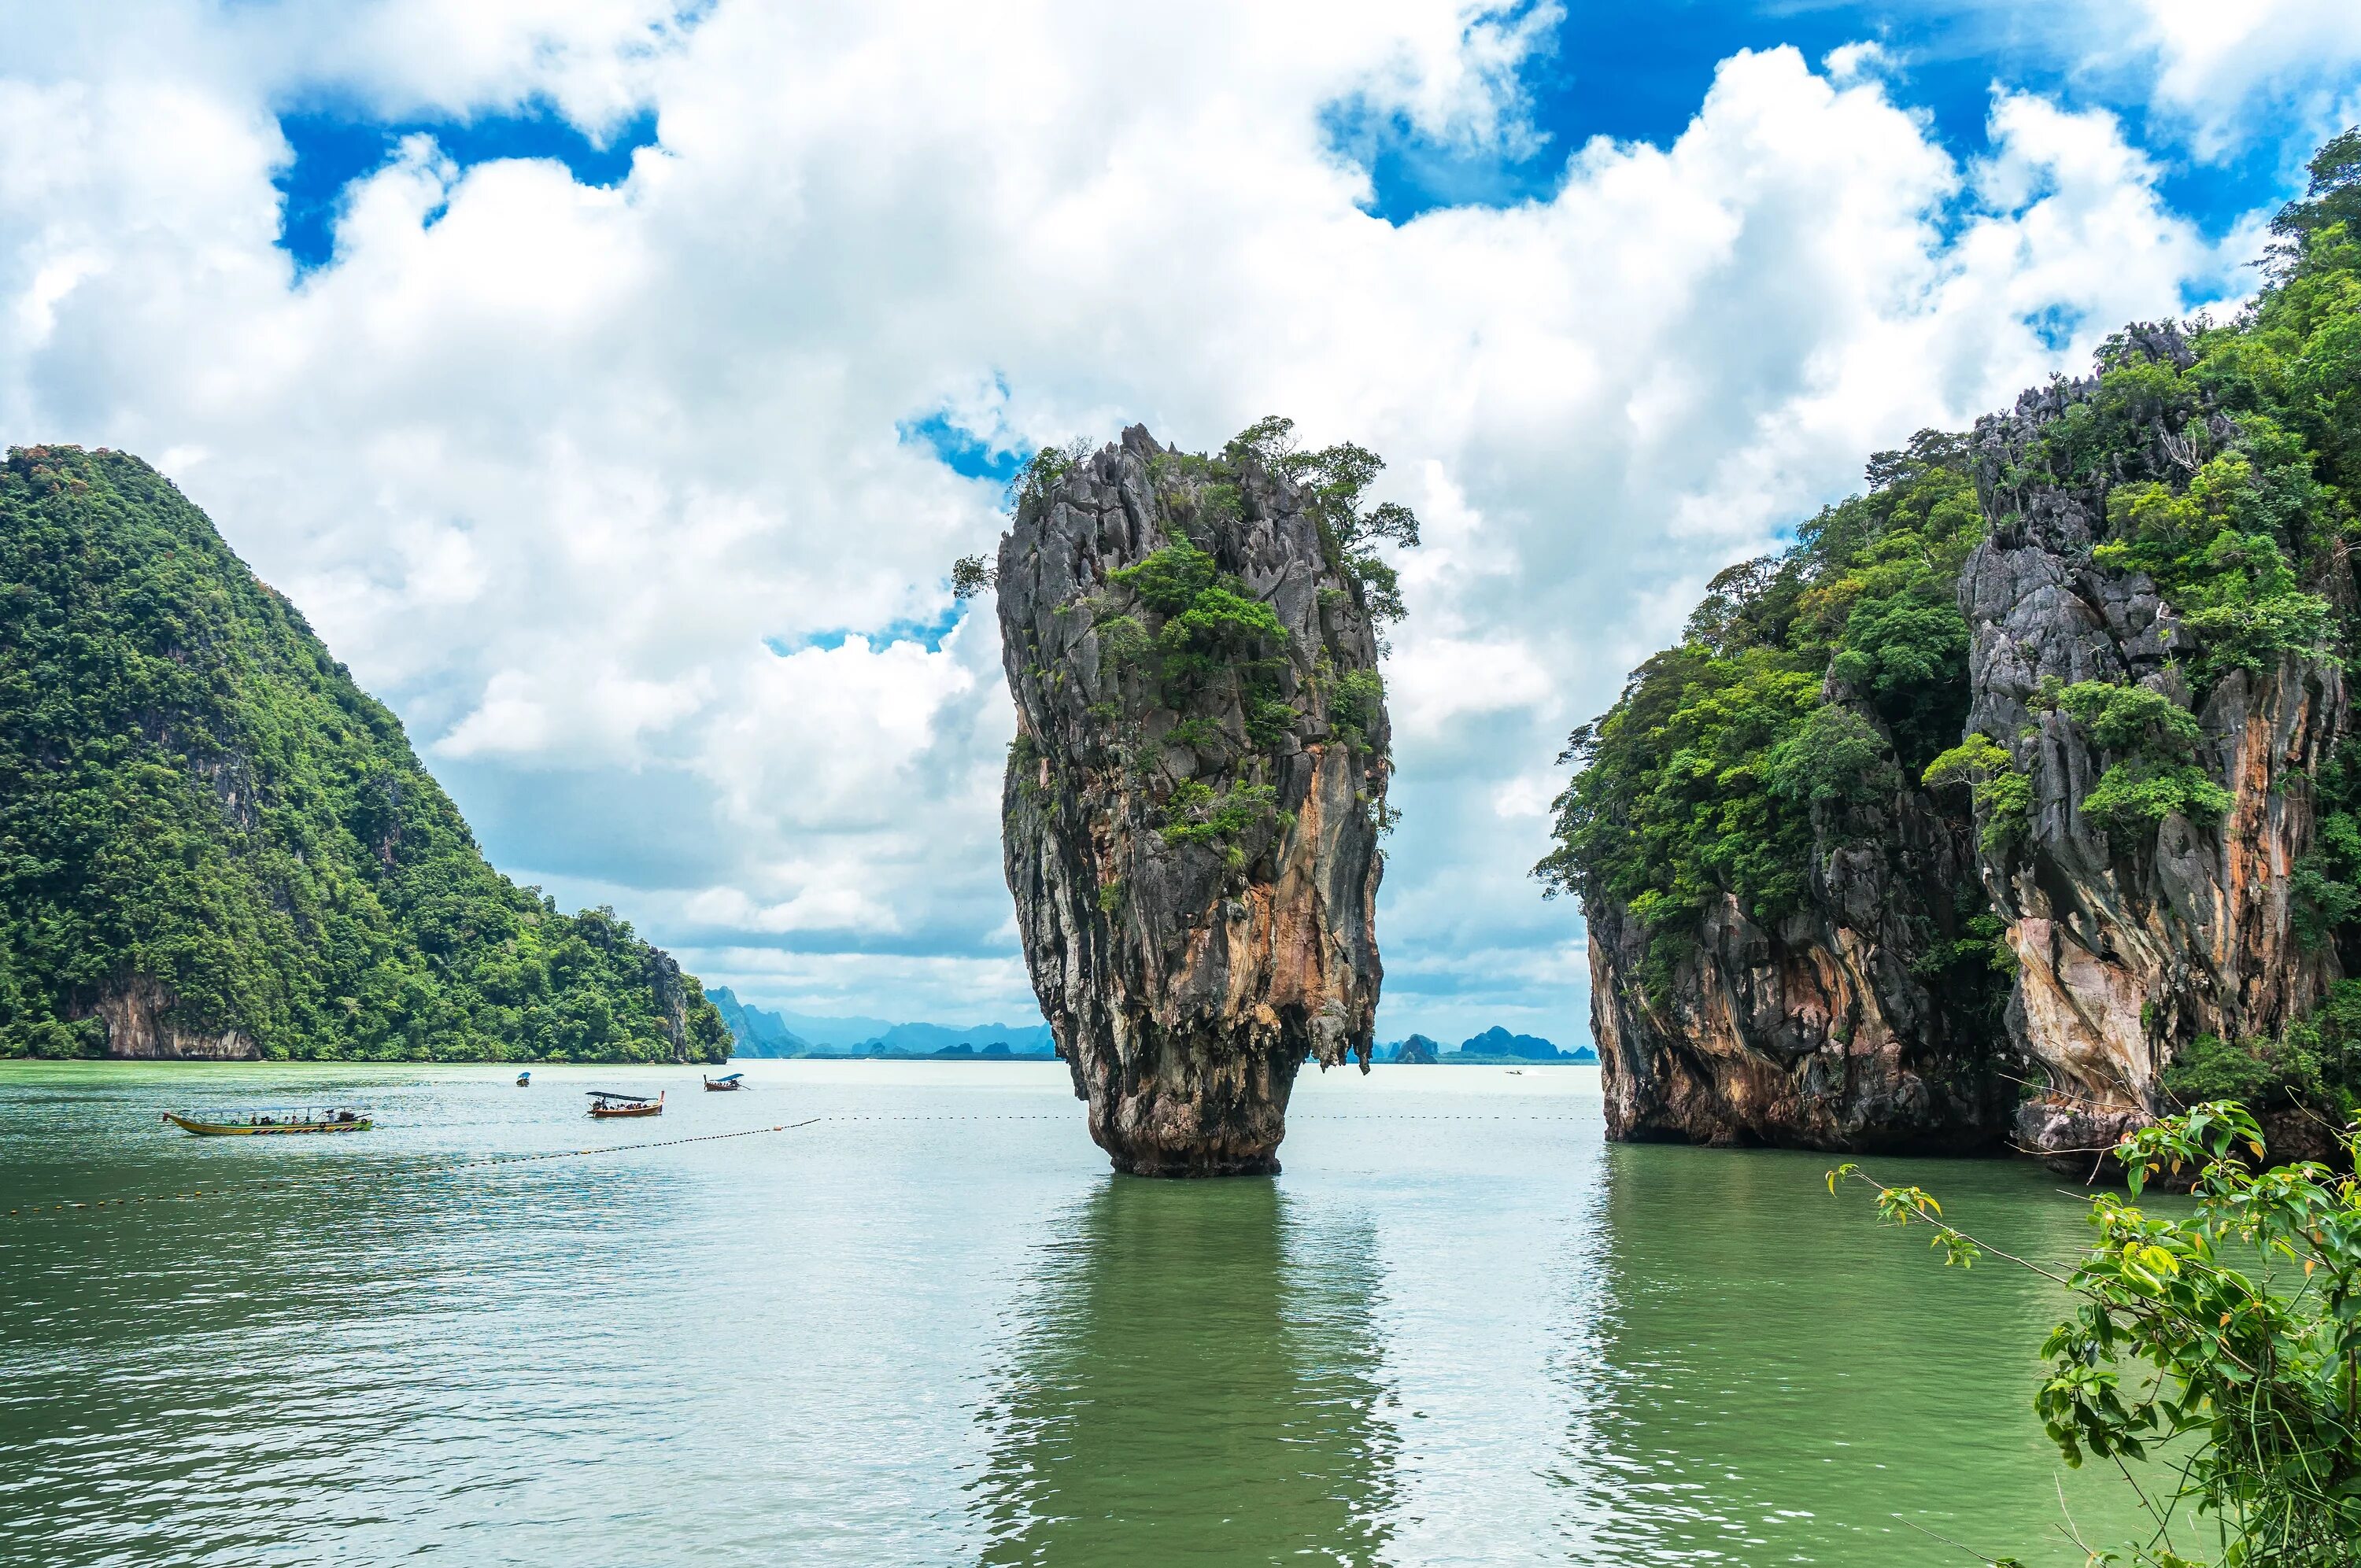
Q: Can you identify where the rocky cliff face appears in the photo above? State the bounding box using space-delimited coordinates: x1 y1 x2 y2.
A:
1963 330 2350 1167
1559 141 2361 1160
1565 319 2356 1164
995 426 1390 1175
83 976 258 1059
1585 700 2020 1153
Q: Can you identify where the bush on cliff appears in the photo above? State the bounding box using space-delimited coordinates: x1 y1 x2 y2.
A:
1223 416 1421 622
2163 984 2361 1122
2095 451 2336 684
0 445 729 1062
1922 734 2032 855
2294 741 2361 965
2047 680 2237 834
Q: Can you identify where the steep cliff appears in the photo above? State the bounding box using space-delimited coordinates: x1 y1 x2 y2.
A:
1544 436 2020 1151
1581 793 2019 1151
991 422 1403 1175
0 445 730 1062
1960 329 2352 1165
1546 131 2361 1159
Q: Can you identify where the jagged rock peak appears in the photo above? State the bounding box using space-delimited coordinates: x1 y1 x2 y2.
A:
993 424 1395 1175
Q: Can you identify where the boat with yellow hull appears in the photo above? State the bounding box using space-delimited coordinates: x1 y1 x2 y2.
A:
162 1109 373 1137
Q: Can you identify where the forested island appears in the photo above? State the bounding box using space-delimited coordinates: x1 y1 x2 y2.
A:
1540 131 2361 1166
0 446 729 1062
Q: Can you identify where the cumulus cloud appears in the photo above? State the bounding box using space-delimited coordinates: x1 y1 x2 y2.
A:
0 0 2341 1039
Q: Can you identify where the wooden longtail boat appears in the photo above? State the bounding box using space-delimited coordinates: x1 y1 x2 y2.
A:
703 1072 746 1092
587 1090 664 1119
163 1108 372 1137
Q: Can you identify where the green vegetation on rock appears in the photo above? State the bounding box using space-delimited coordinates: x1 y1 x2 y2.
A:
2049 678 2237 834
1106 418 1420 861
1533 426 1983 985
0 445 728 1062
2294 740 2361 964
1921 733 2030 855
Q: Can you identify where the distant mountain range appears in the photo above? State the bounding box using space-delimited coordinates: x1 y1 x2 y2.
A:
708 989 1058 1060
1379 1027 1598 1064
712 989 1594 1066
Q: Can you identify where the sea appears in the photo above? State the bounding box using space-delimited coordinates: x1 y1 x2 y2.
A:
0 1058 2160 1566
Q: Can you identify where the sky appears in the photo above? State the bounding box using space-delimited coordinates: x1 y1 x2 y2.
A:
3 2 2359 1045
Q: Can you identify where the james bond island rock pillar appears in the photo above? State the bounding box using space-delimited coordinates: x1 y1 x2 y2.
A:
979 421 1412 1176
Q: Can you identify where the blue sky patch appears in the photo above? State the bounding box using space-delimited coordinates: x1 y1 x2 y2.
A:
2023 301 2086 352
1342 0 2308 241
274 102 659 274
898 410 1030 486
766 603 966 658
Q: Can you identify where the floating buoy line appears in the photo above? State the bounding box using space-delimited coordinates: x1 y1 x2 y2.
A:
5 1116 828 1223
4 1110 1588 1222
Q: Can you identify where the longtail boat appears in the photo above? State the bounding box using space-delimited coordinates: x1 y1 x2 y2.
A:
587 1090 664 1119
163 1107 372 1137
703 1072 746 1092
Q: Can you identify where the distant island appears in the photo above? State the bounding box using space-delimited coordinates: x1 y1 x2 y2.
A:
1378 1028 1598 1065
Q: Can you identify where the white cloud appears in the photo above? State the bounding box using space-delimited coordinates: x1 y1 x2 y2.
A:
1823 41 1892 86
2131 0 2361 153
0 0 2344 1035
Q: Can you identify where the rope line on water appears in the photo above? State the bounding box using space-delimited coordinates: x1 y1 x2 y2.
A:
5 1110 1589 1221
5 1116 829 1223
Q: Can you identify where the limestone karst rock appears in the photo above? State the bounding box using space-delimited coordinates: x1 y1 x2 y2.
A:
1549 131 2361 1163
992 425 1393 1175
1554 325 2357 1164
1548 431 2023 1154
1580 754 2022 1153
1960 328 2349 1169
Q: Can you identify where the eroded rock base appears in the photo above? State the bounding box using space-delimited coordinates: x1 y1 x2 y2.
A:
1075 1039 1298 1177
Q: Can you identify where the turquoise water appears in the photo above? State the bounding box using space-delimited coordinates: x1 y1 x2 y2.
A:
0 1061 2153 1565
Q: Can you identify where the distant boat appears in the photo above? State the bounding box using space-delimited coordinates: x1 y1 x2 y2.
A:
516 1071 532 1087
703 1072 747 1092
587 1090 664 1119
163 1107 371 1137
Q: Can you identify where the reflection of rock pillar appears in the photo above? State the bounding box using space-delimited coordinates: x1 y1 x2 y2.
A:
970 1179 1395 1562
995 427 1390 1177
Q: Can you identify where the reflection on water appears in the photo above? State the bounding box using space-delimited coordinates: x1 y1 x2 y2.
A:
1550 1142 2152 1567
970 1177 1395 1566
0 1061 2172 1566
0 1070 711 1566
